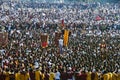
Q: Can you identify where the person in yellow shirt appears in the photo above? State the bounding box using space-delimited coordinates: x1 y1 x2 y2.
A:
15 70 20 80
25 72 30 80
103 73 110 80
41 70 45 80
112 72 118 80
5 69 10 80
35 68 41 80
19 70 30 80
86 71 91 80
117 73 120 80
49 69 55 80
94 72 99 80
103 73 108 80
107 72 112 80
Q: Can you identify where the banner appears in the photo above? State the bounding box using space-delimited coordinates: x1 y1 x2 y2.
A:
0 32 8 47
63 30 69 47
55 32 61 46
40 33 48 48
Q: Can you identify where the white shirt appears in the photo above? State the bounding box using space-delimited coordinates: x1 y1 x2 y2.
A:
59 39 63 46
55 71 60 79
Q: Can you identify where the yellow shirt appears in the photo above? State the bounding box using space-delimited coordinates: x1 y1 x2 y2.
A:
41 73 45 80
108 73 112 80
49 72 55 80
15 73 20 80
117 73 120 80
103 74 107 80
86 72 91 80
103 73 109 80
19 72 30 80
25 73 30 80
112 73 118 80
35 70 41 80
94 72 99 80
5 72 10 80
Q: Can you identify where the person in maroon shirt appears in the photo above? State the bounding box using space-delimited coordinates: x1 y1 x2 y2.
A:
91 72 96 80
67 69 74 80
0 69 6 80
60 69 68 80
79 71 87 80
44 71 49 80
75 72 81 80
29 68 35 80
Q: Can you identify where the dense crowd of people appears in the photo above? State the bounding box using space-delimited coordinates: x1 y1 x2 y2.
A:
0 1 120 80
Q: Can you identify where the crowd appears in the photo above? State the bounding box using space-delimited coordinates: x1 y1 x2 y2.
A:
0 1 120 80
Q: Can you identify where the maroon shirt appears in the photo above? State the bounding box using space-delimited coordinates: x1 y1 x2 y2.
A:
60 72 68 80
75 72 81 80
91 72 95 80
67 71 73 79
44 73 49 80
29 71 35 80
0 72 6 80
79 73 87 80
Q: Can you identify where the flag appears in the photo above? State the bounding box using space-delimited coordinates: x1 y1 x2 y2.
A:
55 32 61 46
59 44 63 54
63 30 69 47
0 32 8 47
95 16 102 21
61 19 64 27
59 39 63 54
40 33 48 48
